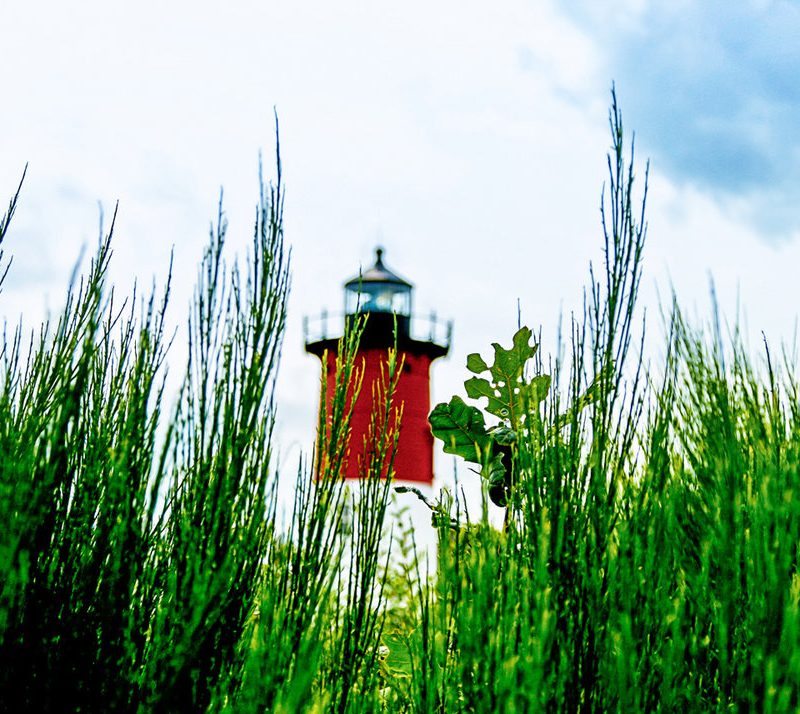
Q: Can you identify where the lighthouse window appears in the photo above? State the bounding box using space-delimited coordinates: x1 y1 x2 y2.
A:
346 284 411 316
365 286 394 312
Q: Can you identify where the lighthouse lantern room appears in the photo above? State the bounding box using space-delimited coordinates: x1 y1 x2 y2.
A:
344 248 411 317
305 247 451 484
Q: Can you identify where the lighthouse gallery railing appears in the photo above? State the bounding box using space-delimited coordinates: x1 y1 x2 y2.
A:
303 311 452 351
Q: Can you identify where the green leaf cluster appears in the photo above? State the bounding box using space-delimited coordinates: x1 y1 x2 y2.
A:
428 327 551 507
464 326 547 424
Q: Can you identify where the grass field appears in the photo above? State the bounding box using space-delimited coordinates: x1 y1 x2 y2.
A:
2 95 800 712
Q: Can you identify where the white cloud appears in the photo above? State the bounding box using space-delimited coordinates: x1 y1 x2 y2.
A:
553 0 800 241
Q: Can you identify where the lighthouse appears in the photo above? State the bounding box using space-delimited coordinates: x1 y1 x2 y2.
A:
304 248 451 484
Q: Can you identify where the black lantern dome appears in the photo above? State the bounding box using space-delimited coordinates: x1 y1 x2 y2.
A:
305 246 450 358
344 247 412 317
343 247 414 345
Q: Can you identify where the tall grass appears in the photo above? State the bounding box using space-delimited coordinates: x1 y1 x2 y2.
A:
385 92 800 713
2 93 800 712
0 151 399 712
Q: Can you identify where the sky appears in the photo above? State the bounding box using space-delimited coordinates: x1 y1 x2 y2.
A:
2 0 800 523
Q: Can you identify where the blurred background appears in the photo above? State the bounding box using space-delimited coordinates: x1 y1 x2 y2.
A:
2 0 799 532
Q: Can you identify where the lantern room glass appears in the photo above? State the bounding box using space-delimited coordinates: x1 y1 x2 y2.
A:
345 282 411 316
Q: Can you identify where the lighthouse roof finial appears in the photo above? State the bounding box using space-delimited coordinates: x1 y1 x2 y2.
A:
344 246 413 289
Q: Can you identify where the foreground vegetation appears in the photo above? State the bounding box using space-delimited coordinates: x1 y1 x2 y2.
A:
2 96 800 712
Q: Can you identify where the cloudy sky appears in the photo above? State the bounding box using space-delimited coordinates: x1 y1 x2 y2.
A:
2 1 799 508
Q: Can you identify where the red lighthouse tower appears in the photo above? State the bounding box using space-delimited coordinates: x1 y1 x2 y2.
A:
304 248 451 484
